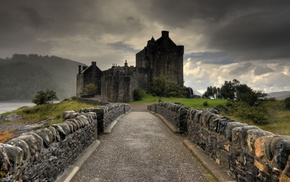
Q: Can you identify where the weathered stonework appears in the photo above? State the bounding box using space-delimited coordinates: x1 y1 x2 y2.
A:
0 103 130 181
76 31 184 102
148 102 290 182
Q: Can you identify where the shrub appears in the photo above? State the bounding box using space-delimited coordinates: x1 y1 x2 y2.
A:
226 101 270 125
84 83 96 95
214 104 228 113
32 89 58 105
203 101 208 106
285 97 290 109
133 89 146 101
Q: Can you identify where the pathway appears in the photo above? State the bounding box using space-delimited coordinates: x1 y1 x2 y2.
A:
71 111 211 182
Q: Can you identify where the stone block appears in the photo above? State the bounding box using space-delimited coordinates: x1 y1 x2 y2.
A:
225 122 246 141
0 144 23 169
216 117 232 136
52 124 67 139
7 139 30 160
219 149 230 169
194 110 203 124
0 144 10 171
254 159 268 175
232 126 244 147
239 126 260 150
16 135 39 156
254 136 272 158
272 137 290 170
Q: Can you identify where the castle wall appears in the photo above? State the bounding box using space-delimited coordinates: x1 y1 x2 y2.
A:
76 62 102 97
136 31 184 87
76 73 84 97
101 68 134 103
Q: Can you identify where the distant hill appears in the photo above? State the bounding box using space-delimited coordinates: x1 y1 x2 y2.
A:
0 54 85 101
268 91 290 100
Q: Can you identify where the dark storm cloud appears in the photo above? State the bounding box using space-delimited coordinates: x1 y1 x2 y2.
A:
254 66 274 76
146 0 290 62
108 42 137 53
1 0 290 64
229 62 253 76
185 52 237 65
0 0 289 93
208 7 290 60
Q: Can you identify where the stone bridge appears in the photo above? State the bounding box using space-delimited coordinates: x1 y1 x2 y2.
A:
1 101 290 182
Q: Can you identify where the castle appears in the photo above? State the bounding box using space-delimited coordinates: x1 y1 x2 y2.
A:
76 30 185 102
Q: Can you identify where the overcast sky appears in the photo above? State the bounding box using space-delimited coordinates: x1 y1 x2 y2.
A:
1 0 290 93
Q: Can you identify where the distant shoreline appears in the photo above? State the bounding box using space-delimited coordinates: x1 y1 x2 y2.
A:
0 102 35 114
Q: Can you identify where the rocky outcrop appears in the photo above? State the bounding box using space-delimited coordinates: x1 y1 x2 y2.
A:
148 102 290 182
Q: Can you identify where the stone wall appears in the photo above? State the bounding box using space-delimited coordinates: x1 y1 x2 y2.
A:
79 103 130 133
148 102 188 132
78 97 109 106
0 103 130 181
148 102 290 182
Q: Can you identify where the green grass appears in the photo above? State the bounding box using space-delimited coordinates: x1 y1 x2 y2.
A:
133 94 290 135
223 100 290 135
1 100 97 125
0 100 97 142
131 94 227 108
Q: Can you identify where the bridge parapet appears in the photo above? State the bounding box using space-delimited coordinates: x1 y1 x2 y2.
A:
148 102 188 132
79 103 130 132
0 103 129 181
148 102 290 182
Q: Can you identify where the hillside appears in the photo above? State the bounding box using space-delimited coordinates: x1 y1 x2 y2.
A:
268 91 290 100
0 54 85 101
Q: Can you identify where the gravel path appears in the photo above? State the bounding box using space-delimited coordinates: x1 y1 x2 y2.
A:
71 112 211 182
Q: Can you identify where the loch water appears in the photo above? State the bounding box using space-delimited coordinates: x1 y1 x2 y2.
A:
0 102 35 114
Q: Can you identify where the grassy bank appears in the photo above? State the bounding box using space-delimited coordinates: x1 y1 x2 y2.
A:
0 100 97 142
132 94 290 135
1 100 97 123
223 100 290 135
131 94 227 108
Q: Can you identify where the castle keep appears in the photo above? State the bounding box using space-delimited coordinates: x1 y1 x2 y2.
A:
76 31 184 102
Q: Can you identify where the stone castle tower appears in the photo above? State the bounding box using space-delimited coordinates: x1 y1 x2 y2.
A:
76 30 184 102
136 30 184 86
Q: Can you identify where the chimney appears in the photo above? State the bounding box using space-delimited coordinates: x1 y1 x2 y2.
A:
92 61 96 67
161 30 169 38
78 65 82 74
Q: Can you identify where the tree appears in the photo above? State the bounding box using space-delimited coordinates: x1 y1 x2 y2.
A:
220 81 235 99
32 89 58 105
235 84 267 106
133 89 146 101
150 77 166 97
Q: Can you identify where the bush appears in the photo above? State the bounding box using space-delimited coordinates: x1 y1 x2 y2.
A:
32 89 58 105
203 101 208 106
285 97 290 109
84 83 96 95
133 89 146 101
226 101 270 125
214 104 228 113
